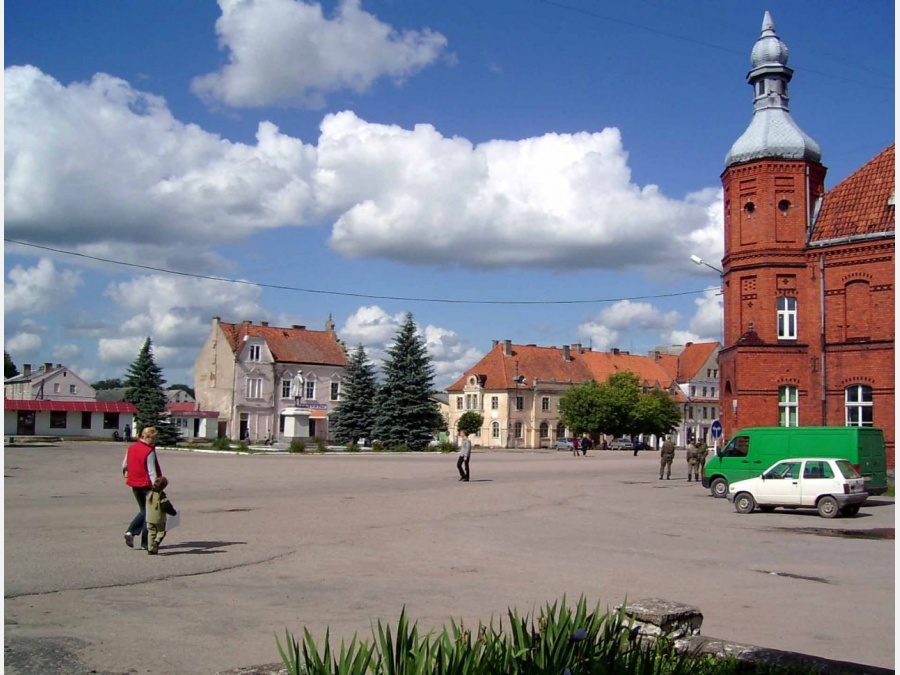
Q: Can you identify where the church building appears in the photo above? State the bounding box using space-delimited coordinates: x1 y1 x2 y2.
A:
718 13 895 467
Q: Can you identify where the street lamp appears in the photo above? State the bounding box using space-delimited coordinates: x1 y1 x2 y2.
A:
690 254 724 275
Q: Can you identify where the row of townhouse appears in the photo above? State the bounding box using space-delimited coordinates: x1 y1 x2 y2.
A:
445 340 721 449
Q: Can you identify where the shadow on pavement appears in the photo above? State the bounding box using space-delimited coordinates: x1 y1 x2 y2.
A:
161 540 247 556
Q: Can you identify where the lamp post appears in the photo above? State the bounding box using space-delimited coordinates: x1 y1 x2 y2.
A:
690 254 724 275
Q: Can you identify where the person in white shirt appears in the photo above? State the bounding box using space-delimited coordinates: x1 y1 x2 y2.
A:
457 431 472 482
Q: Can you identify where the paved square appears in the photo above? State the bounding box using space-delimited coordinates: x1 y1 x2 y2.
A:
4 443 895 673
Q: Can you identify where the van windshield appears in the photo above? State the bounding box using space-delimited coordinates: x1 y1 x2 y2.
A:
720 436 749 458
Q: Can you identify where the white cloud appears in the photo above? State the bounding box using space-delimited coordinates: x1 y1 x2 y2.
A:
4 259 83 314
338 306 481 387
5 66 318 268
6 68 723 274
191 0 448 108
51 343 81 362
6 331 43 355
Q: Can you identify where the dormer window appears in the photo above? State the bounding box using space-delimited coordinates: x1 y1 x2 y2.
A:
248 344 261 361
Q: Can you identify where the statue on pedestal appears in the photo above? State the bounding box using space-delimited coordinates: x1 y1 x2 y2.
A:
290 370 304 406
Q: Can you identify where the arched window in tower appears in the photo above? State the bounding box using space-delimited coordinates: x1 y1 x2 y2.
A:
844 281 871 340
845 385 873 427
777 297 798 340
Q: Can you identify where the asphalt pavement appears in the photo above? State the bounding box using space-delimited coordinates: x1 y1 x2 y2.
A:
4 442 895 674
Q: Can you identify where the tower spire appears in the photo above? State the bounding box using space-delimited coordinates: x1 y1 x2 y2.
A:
725 12 821 167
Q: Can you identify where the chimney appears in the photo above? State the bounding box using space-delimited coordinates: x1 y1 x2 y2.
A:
504 340 512 357
44 362 53 372
563 345 571 361
492 340 499 349
612 348 620 356
23 364 31 375
292 324 306 330
260 321 269 327
572 343 582 354
243 320 252 326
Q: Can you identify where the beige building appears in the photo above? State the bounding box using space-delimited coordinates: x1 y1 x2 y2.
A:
4 362 96 402
194 317 348 442
446 341 686 449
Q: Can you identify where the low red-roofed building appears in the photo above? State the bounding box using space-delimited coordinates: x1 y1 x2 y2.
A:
194 317 348 442
4 399 136 439
446 340 686 448
166 402 220 440
652 342 722 446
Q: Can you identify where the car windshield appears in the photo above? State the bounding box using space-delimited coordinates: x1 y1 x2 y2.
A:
835 460 862 479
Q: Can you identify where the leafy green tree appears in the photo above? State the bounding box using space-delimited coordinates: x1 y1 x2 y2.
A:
456 411 484 436
371 313 441 450
558 380 605 435
330 345 378 444
5 351 20 379
92 378 124 390
123 337 180 446
632 388 682 440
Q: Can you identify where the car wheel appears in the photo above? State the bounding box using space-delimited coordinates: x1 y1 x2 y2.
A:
734 492 756 514
840 504 861 517
759 505 776 513
710 477 728 498
817 496 839 519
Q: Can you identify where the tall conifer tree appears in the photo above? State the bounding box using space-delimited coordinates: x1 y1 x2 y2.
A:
123 337 180 446
371 313 441 449
329 345 378 444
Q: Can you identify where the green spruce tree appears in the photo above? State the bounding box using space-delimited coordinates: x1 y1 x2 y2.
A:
371 313 441 450
123 337 180 446
5 351 20 379
329 345 378 444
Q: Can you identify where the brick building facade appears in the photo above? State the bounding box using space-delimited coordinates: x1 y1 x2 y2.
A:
718 13 895 468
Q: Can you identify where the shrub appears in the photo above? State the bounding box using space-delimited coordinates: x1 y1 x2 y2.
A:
213 437 233 451
345 442 359 453
438 441 458 453
371 440 384 451
314 437 327 453
288 439 306 454
390 443 413 453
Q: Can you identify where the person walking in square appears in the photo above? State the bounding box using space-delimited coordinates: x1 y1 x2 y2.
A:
659 435 675 480
687 441 701 482
145 476 177 555
457 431 472 482
122 427 162 550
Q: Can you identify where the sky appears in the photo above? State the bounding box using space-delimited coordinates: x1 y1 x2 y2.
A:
3 0 895 390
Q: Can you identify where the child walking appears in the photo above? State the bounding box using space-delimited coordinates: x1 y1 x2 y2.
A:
145 476 177 555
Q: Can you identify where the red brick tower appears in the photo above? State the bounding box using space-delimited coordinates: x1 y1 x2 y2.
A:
719 13 827 438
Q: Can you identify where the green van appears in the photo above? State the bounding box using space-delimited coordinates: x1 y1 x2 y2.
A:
703 427 888 498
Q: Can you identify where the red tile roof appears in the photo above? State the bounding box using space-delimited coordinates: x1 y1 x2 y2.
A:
4 400 137 413
219 321 347 366
811 144 895 242
447 344 683 400
674 342 720 381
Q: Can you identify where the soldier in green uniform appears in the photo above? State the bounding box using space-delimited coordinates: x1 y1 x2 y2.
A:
686 442 700 482
659 436 675 480
696 440 709 479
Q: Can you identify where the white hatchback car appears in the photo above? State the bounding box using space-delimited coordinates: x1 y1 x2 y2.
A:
727 457 868 519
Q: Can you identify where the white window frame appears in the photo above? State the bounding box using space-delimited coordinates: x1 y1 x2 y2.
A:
491 421 499 438
491 396 498 410
305 380 316 400
539 422 549 439
330 381 340 401
456 396 463 410
281 379 291 399
541 397 550 412
845 385 873 427
514 421 523 438
248 344 261 361
777 297 798 340
778 385 799 427
515 396 524 411
69 384 77 394
247 378 263 399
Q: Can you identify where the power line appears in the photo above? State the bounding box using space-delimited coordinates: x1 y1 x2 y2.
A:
5 238 720 306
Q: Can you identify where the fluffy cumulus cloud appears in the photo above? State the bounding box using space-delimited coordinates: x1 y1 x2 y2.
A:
338 306 481 386
4 66 318 267
660 289 723 346
578 300 681 352
4 259 83 314
6 331 43 355
100 275 267 372
191 0 449 108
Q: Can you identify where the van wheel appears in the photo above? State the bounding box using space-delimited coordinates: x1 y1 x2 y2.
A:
840 504 861 517
710 477 728 498
734 492 756 514
817 496 839 519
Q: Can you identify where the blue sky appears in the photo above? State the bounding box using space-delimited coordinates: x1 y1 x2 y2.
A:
4 0 895 389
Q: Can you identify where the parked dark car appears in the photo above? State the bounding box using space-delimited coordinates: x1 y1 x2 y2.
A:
632 440 652 451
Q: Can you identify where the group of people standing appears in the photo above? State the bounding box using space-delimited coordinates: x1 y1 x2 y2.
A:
659 437 709 481
570 435 593 457
122 427 176 555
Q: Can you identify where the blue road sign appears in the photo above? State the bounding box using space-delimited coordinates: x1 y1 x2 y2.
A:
710 420 723 438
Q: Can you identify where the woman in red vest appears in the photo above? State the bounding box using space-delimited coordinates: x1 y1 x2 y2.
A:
122 427 162 550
